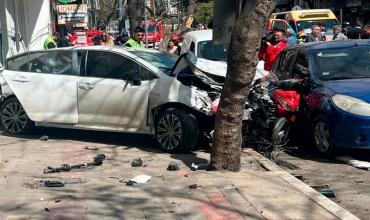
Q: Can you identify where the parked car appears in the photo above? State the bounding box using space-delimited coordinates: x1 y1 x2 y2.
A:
0 47 219 153
268 9 340 41
180 30 268 80
271 40 370 155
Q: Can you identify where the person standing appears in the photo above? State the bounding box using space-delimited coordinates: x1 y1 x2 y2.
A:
58 32 74 47
124 27 145 48
258 30 288 71
43 32 61 49
305 25 325 42
332 26 348 41
166 40 179 55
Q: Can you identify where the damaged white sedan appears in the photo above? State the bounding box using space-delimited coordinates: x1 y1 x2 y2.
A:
0 46 220 153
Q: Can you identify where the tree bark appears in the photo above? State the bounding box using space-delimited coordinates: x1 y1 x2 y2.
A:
127 0 145 35
210 0 276 172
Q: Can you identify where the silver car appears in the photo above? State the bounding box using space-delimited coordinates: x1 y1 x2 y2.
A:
0 46 218 153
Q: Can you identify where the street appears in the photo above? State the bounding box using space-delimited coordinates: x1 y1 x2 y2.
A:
0 127 361 220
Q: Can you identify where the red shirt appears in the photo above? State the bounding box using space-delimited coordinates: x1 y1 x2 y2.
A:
258 40 288 71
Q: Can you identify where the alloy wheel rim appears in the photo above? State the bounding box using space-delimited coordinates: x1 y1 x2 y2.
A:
314 121 330 152
2 102 27 133
157 114 182 150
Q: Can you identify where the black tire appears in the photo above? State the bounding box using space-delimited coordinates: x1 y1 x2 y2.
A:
1 97 34 134
155 108 199 153
271 117 290 146
311 115 335 156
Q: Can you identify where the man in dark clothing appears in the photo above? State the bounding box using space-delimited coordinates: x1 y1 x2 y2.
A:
346 26 362 39
305 25 325 42
58 33 73 47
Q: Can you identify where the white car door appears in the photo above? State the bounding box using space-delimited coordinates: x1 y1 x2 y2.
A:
3 50 79 123
77 50 150 130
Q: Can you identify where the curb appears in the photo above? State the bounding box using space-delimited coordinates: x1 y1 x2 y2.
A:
243 148 360 220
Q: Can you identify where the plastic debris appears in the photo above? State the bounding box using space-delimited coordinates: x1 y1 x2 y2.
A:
167 162 180 171
189 184 198 189
44 207 50 212
190 162 209 171
55 200 62 203
40 135 49 141
311 184 335 198
44 154 106 174
177 170 191 176
131 158 143 167
44 180 65 187
130 175 152 184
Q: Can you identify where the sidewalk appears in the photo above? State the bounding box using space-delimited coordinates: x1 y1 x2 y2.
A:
0 133 360 220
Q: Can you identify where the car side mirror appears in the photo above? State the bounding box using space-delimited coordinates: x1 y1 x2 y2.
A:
126 69 141 86
0 63 4 72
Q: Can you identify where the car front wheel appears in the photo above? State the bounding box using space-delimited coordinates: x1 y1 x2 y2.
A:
312 115 335 156
1 97 33 134
155 108 199 153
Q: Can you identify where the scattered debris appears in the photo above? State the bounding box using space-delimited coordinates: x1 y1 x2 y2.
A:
189 184 198 189
84 146 98 150
44 180 65 187
311 184 335 198
177 170 191 176
43 154 106 174
40 135 49 141
125 180 136 186
167 162 180 171
109 177 120 179
44 207 50 212
337 156 370 171
190 162 209 171
55 200 62 203
131 158 143 167
130 175 152 184
355 180 364 184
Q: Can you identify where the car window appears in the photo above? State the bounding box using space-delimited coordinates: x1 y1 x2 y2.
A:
190 42 195 53
281 49 296 77
27 51 73 75
86 51 140 80
197 41 228 61
293 52 310 79
7 54 29 72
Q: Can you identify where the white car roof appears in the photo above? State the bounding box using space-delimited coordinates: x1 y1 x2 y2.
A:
185 30 213 42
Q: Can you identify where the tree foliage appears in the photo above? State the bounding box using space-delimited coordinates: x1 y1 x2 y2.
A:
193 0 213 25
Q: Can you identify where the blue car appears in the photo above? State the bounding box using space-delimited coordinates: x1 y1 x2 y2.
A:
271 40 370 155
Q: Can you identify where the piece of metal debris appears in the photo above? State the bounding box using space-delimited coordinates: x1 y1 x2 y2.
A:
55 200 62 203
40 135 49 141
167 162 180 171
43 154 106 174
131 158 143 167
311 184 336 198
44 207 50 212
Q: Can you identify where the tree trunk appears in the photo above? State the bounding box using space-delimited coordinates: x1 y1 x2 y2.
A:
210 0 276 172
127 0 145 35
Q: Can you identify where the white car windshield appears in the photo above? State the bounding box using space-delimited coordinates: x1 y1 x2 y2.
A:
197 41 229 61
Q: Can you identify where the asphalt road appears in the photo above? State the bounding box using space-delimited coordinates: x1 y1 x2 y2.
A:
278 146 370 220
